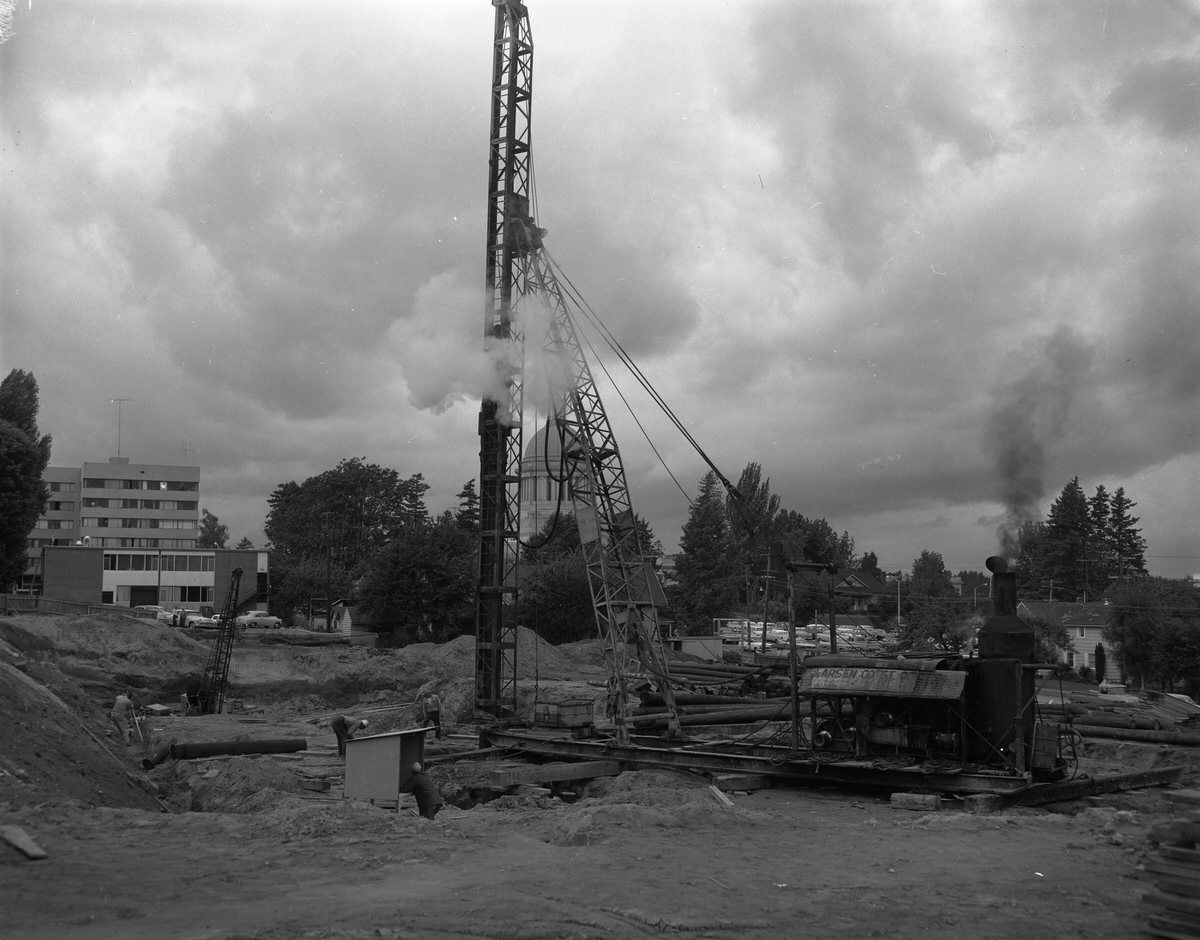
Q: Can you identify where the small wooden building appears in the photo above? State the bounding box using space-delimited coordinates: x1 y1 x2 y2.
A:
344 728 427 805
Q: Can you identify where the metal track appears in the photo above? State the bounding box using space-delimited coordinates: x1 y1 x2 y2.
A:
484 726 1036 795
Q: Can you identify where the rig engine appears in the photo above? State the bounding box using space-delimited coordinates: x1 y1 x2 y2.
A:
798 557 1065 781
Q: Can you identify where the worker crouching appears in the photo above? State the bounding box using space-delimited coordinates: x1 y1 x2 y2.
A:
400 762 444 820
331 715 368 757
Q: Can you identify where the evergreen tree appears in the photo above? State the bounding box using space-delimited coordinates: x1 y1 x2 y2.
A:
1015 520 1050 597
1108 487 1148 577
454 480 480 531
1043 477 1090 600
669 471 740 634
0 370 52 589
235 537 255 550
1086 484 1115 596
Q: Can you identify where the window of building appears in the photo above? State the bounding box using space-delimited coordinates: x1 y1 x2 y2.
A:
49 482 77 493
1077 626 1086 638
83 498 108 508
116 554 131 570
48 501 76 512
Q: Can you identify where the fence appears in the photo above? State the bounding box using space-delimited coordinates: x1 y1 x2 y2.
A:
0 594 139 618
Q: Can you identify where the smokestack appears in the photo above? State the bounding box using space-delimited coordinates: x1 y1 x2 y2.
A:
978 555 1034 661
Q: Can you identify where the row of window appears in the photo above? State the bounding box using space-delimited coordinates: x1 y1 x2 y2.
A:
48 501 76 512
34 520 74 530
109 585 213 604
103 553 216 572
49 481 77 493
27 537 199 550
83 478 198 492
81 498 197 511
81 518 196 530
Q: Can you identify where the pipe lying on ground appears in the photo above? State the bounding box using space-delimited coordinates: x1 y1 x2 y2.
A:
1073 725 1200 745
142 740 176 769
168 738 308 760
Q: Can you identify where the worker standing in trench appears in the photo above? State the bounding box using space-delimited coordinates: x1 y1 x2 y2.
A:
330 715 368 757
110 691 135 745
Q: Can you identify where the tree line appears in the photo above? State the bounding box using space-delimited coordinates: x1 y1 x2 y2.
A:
1 366 1191 695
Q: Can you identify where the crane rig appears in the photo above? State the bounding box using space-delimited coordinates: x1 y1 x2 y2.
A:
474 0 679 743
198 567 244 715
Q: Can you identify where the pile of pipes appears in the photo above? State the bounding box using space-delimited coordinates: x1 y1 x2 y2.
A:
663 660 789 696
1038 689 1200 745
632 691 802 730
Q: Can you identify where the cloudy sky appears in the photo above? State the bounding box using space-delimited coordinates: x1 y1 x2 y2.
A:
2 1 1198 579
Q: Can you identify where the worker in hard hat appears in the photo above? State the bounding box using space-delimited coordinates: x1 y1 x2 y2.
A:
330 715 368 757
400 762 444 820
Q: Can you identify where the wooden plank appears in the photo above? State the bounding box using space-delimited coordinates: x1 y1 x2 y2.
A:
1160 845 1200 865
1018 766 1186 806
1146 910 1200 933
708 784 734 808
424 747 510 766
1145 891 1200 917
0 826 48 860
1145 916 1200 940
1165 789 1200 808
1147 859 1200 882
488 760 623 787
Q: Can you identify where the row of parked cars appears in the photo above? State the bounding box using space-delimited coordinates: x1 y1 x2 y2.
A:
133 605 283 629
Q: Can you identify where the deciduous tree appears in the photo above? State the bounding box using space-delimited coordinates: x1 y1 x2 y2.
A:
196 508 229 549
0 370 52 589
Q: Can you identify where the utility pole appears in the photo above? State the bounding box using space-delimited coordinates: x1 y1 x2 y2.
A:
760 548 771 653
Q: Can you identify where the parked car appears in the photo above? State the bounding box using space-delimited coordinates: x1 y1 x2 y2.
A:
134 605 164 614
190 615 219 629
235 610 282 630
155 610 175 625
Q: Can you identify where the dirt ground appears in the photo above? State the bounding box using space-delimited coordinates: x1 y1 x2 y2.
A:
2 612 1198 940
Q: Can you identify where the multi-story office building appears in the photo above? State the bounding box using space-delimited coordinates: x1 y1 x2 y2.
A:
21 456 202 598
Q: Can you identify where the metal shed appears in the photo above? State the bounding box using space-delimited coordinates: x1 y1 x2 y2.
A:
343 728 427 805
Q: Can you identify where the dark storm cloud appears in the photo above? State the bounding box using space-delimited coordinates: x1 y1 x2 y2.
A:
1 1 1196 574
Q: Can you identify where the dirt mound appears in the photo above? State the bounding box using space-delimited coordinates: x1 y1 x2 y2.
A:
547 769 729 845
0 653 163 811
170 755 306 813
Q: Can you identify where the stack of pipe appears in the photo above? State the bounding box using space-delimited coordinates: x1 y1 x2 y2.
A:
631 694 800 729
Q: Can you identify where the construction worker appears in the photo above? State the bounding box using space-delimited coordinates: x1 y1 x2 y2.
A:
110 691 135 745
400 762 444 819
330 715 368 757
419 690 444 740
